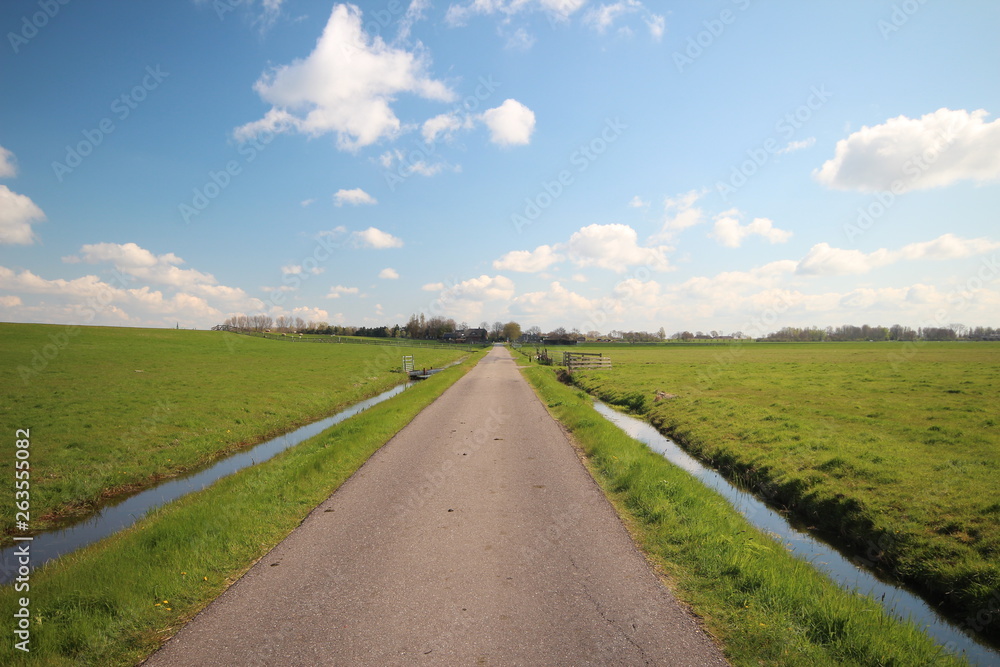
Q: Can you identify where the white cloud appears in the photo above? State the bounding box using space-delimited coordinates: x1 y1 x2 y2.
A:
584 1 642 33
70 242 217 288
431 274 516 319
300 198 316 207
234 3 455 151
680 260 798 296
396 0 430 42
59 242 262 315
628 195 648 208
581 1 664 40
0 185 45 245
421 100 539 149
377 148 454 177
505 27 536 50
778 137 815 154
445 0 586 26
289 306 330 323
645 13 665 40
334 188 377 207
494 223 672 275
351 226 403 249
795 234 1000 276
442 274 515 301
196 0 285 33
410 160 449 176
481 99 536 146
710 211 793 248
613 277 662 307
652 189 706 241
378 267 400 279
493 245 563 272
422 111 470 143
0 145 17 178
509 281 595 322
898 233 1000 260
796 243 894 276
0 264 236 327
814 108 1000 193
326 285 360 298
281 263 324 276
566 223 671 272
422 282 444 291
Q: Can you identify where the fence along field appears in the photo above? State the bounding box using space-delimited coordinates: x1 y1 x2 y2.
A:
560 341 1000 645
0 323 468 541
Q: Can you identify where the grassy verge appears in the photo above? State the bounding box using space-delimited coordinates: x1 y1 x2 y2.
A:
521 364 968 666
562 342 1000 643
1 323 470 539
0 357 475 666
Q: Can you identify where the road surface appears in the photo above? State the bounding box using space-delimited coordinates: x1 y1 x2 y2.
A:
145 346 728 666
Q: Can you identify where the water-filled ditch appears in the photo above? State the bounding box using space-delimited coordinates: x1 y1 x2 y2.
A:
1 382 413 585
593 400 998 667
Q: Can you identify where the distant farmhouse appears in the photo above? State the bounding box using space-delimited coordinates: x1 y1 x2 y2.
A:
543 331 584 345
517 330 584 345
442 328 488 343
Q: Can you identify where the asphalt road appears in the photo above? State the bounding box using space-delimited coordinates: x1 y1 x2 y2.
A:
145 346 728 666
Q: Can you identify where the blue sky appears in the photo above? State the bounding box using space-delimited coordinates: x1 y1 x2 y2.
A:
1 0 998 335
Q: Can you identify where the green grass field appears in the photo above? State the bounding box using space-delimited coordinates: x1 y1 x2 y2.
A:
551 341 1000 644
521 365 968 666
1 323 470 539
0 355 477 666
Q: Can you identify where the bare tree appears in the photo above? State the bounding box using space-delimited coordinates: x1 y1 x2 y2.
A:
490 321 504 340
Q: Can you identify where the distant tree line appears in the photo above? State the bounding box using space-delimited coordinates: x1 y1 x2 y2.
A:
216 314 998 343
759 324 999 342
218 314 357 335
216 313 523 342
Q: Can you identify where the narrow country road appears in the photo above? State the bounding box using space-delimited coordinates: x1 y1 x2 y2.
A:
145 346 728 666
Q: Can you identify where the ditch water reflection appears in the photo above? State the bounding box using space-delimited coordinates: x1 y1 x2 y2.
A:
593 401 999 667
0 382 413 585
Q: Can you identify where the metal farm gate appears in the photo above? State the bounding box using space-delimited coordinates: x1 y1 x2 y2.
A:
563 352 612 372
